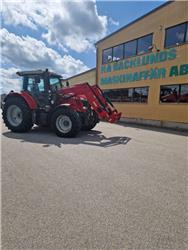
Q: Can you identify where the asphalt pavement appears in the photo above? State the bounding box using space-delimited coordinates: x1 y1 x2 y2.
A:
1 121 188 250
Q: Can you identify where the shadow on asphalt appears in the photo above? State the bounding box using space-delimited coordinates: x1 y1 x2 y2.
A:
118 121 188 137
2 127 131 148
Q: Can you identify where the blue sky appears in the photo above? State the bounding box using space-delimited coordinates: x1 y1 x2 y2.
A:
1 0 166 93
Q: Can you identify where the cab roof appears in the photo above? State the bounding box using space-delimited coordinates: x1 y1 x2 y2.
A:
16 69 62 78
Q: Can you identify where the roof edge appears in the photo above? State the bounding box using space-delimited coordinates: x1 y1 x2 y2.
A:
63 67 96 81
16 69 62 78
95 1 173 46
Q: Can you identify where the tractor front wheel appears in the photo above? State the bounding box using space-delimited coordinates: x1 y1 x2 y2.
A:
51 108 81 137
2 96 33 132
82 111 99 131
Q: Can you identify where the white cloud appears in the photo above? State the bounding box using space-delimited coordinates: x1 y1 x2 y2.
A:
109 17 119 27
0 67 21 94
1 0 108 53
1 28 89 75
0 28 89 93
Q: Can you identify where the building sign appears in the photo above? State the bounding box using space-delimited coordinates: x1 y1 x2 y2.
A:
100 48 188 84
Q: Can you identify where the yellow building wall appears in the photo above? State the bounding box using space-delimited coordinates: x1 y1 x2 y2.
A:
96 1 188 123
62 68 96 86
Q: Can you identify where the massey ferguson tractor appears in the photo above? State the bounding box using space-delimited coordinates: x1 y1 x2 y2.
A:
2 69 121 137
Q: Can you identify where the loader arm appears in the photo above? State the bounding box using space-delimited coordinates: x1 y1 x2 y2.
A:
61 83 121 123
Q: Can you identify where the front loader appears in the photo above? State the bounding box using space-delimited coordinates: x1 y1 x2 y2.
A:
2 69 121 137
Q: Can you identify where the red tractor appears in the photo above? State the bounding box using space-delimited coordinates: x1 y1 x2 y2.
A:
2 69 121 137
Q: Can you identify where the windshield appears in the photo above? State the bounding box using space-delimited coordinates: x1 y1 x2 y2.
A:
49 77 62 91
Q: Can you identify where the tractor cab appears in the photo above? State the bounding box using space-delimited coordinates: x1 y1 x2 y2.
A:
17 69 63 107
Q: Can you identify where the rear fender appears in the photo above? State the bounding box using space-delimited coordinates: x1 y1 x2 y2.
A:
4 91 37 109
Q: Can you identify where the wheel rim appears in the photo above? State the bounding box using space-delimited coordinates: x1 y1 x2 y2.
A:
56 115 72 133
7 105 23 127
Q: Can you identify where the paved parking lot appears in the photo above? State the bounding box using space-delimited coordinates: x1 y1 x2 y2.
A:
1 121 188 250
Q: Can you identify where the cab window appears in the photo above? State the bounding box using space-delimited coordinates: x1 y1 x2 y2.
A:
23 76 45 92
49 77 62 91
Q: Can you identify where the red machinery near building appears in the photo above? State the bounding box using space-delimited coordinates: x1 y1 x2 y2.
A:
2 69 121 137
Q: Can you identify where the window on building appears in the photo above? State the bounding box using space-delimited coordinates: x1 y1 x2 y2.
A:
132 87 149 102
186 23 188 42
103 89 127 102
102 48 112 64
102 33 154 63
160 84 188 103
165 22 188 48
137 34 153 55
113 44 124 61
126 88 133 102
103 87 149 103
179 84 188 103
124 40 137 58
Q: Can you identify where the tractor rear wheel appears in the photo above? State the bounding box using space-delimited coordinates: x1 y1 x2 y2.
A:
2 97 33 132
51 108 81 137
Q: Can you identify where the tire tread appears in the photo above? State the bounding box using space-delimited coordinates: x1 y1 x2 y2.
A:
2 97 33 132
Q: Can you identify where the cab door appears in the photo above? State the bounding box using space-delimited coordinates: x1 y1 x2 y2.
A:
23 75 50 108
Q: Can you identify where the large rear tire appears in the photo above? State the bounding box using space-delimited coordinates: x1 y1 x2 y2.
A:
51 108 81 137
82 111 99 131
2 97 33 132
